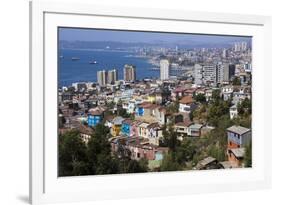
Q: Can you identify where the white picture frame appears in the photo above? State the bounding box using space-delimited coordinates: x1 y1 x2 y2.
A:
30 0 272 204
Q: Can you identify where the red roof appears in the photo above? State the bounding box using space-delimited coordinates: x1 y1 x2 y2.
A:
179 96 194 104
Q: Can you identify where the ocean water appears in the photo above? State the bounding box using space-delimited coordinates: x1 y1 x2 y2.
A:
58 49 160 87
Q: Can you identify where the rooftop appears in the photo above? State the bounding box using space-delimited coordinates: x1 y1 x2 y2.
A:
227 125 251 135
175 121 192 127
179 96 194 104
196 156 217 169
230 148 245 158
112 116 125 125
189 123 203 129
219 161 238 169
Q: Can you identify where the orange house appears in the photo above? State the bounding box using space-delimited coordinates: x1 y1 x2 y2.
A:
228 148 245 167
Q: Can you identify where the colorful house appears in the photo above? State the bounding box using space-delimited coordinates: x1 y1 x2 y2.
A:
174 121 193 138
87 107 105 127
147 122 162 145
121 119 133 137
228 148 245 167
135 102 160 123
110 116 124 137
138 122 150 138
130 120 142 138
226 125 251 149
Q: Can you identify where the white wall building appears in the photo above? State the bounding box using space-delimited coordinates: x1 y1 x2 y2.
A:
229 104 238 119
160 59 170 80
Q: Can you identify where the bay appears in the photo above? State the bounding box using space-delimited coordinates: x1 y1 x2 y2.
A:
58 49 160 87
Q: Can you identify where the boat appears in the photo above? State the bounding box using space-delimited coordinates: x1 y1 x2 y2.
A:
89 60 98 64
71 57 80 61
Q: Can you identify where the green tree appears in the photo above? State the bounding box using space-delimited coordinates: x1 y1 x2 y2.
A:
59 130 89 176
161 124 180 152
232 76 241 86
160 153 181 171
195 93 206 103
118 108 131 118
87 124 115 174
237 97 252 116
244 142 252 167
166 101 179 113
211 89 221 104
208 144 226 162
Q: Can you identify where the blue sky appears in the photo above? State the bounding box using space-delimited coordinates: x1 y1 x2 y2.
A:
59 27 251 44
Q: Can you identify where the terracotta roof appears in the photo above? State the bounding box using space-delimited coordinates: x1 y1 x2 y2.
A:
139 102 160 110
88 109 103 116
179 96 194 104
173 87 187 93
104 115 114 121
79 125 94 135
158 107 167 112
175 121 192 127
139 102 153 108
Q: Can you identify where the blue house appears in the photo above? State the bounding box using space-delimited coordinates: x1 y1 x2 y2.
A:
135 106 144 116
87 107 104 127
121 119 133 137
226 125 251 149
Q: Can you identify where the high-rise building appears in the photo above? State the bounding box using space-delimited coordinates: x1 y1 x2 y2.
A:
160 59 170 80
194 64 203 85
108 69 118 84
97 70 107 86
234 42 248 52
217 63 236 84
203 64 216 84
241 42 247 51
222 48 228 58
219 64 236 83
194 63 236 86
123 64 136 82
216 63 224 84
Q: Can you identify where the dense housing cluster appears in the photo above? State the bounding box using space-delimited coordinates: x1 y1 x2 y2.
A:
59 41 252 175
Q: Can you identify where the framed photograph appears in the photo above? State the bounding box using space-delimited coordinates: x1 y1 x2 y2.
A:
30 1 272 204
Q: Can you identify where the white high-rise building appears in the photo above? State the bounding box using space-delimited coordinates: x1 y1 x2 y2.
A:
160 59 170 80
234 42 248 52
203 64 216 85
97 70 107 86
222 48 228 58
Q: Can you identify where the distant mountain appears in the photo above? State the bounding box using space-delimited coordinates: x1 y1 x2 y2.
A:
59 37 252 50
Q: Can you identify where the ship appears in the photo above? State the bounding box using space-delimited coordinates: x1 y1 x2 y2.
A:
71 57 80 61
89 60 98 64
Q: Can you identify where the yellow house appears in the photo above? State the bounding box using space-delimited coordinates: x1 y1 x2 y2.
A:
147 94 156 104
110 116 124 137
